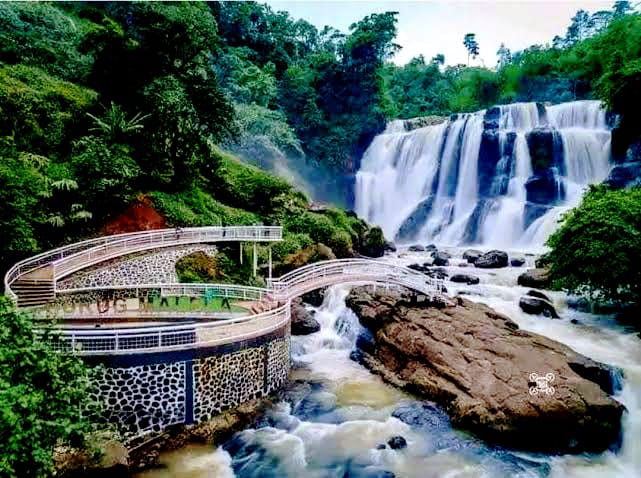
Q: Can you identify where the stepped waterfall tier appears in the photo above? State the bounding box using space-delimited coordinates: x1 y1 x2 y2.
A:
355 100 613 248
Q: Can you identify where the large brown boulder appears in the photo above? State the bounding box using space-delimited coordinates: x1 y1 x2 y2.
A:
345 288 624 454
518 268 551 289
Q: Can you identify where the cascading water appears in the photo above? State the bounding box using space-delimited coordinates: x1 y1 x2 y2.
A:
355 100 612 249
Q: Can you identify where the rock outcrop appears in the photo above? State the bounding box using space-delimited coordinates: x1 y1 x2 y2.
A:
291 298 320 335
450 274 480 285
517 268 551 289
474 250 508 268
519 296 559 318
462 249 483 264
346 288 624 454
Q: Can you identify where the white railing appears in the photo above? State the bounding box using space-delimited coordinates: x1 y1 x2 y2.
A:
268 258 443 301
4 226 282 300
39 302 290 355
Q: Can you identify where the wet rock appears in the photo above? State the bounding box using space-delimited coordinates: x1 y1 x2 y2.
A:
384 241 397 253
346 287 624 454
474 250 508 268
407 263 449 280
450 274 480 285
526 289 552 302
301 289 326 307
408 244 425 252
425 244 438 252
510 256 526 267
567 355 624 396
395 197 436 243
432 251 450 266
603 162 641 189
463 249 483 264
525 170 565 205
519 296 559 318
291 298 321 335
376 443 387 450
387 436 407 450
517 268 551 289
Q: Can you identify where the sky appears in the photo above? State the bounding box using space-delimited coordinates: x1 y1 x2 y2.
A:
264 0 614 67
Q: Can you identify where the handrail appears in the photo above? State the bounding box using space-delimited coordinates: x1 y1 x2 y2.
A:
4 226 282 300
38 302 291 355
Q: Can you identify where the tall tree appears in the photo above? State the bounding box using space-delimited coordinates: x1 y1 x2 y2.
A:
463 33 480 66
496 43 512 68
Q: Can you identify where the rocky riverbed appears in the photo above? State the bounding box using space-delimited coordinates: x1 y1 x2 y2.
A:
135 247 641 478
346 287 624 453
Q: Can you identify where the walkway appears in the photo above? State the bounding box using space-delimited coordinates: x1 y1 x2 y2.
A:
5 227 443 355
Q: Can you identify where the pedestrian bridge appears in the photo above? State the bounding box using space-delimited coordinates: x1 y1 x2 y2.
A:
4 226 444 436
5 227 443 355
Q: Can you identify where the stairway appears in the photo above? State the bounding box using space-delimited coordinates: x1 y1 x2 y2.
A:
11 279 55 307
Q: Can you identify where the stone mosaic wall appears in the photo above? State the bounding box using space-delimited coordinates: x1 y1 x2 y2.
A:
89 362 186 436
89 331 291 437
58 245 218 290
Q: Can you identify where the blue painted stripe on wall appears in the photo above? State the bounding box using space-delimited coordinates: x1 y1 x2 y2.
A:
185 359 194 424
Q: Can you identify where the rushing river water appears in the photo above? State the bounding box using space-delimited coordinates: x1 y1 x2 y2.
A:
137 248 641 478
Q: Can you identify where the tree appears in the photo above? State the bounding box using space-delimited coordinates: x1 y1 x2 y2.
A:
612 0 632 17
0 297 96 477
565 9 594 45
496 43 512 68
546 186 641 305
463 33 480 66
431 53 445 66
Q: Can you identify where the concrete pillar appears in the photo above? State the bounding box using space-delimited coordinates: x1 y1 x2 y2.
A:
239 242 243 265
268 246 272 280
253 242 257 277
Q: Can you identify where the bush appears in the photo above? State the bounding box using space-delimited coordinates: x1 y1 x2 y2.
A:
175 251 221 283
271 233 313 261
546 185 641 304
0 297 96 477
150 188 260 227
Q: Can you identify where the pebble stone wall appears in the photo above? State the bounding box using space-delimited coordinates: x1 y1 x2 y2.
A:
58 245 218 290
89 328 290 437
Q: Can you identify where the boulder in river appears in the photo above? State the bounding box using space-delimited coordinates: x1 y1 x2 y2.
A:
510 256 526 267
425 244 438 252
345 288 624 454
517 268 551 289
463 249 483 264
450 274 480 285
526 289 552 302
474 250 509 268
384 241 397 253
387 436 407 450
432 251 450 266
519 296 559 318
408 244 425 252
291 298 321 335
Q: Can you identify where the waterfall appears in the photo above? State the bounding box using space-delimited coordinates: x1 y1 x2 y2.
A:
355 100 612 249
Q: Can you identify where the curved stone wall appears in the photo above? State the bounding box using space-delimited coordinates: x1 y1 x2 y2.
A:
85 325 290 437
58 245 218 290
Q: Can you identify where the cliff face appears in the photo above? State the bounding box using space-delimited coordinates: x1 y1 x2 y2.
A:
346 288 625 454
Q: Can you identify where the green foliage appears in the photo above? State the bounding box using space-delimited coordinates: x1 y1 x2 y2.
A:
150 188 259 227
0 64 97 155
208 150 294 215
0 297 96 477
546 186 641 304
271 233 314 261
175 251 222 283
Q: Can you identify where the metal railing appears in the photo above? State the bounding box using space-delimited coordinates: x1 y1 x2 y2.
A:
39 302 290 355
5 226 282 301
267 258 443 301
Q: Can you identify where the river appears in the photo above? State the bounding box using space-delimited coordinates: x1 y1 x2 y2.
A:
136 248 641 478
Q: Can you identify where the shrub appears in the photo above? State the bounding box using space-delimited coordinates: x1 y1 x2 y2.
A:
175 251 221 283
546 185 641 305
0 297 96 477
271 233 314 262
